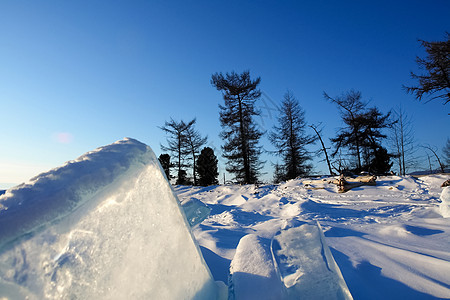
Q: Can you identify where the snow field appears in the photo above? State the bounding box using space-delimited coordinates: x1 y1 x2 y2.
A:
176 174 450 299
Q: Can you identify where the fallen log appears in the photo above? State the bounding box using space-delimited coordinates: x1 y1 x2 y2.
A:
333 175 377 193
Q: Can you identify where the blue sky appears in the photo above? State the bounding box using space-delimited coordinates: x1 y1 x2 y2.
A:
1 1 449 187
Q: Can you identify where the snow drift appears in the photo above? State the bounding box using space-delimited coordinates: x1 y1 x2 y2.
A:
440 186 450 217
0 138 217 299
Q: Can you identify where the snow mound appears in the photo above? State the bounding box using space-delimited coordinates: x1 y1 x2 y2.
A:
440 187 450 217
229 234 286 300
0 138 217 299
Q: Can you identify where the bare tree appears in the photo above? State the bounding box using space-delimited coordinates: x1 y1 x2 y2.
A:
389 107 416 175
309 123 335 176
422 144 445 173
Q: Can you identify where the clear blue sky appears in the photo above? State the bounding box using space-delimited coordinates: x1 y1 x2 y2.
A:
1 1 449 187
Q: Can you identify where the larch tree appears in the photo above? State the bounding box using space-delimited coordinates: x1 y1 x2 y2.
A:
443 138 450 167
184 119 207 186
269 92 314 181
325 90 393 174
159 118 195 185
211 70 264 184
404 33 450 105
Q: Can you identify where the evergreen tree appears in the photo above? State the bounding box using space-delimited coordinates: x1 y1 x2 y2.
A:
404 33 450 105
269 92 314 180
158 154 172 180
211 70 264 184
443 138 450 167
325 90 392 173
184 119 207 185
197 147 219 186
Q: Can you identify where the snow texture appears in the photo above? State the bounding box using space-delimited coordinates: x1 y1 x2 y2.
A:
273 222 352 299
440 187 450 217
0 138 217 299
229 234 286 300
175 174 450 299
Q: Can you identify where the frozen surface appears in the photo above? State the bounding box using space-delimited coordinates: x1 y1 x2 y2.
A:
181 197 212 227
273 223 352 299
0 138 217 299
175 174 450 299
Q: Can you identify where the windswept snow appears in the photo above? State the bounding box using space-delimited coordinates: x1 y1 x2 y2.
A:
176 174 450 299
0 138 448 299
0 138 217 299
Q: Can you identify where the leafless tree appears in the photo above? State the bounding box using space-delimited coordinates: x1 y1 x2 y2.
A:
422 144 445 173
389 107 417 175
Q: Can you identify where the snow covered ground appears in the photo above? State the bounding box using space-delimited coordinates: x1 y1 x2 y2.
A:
0 138 448 299
176 174 450 299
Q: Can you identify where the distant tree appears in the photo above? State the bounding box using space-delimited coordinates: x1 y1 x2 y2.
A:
325 90 393 174
197 147 219 186
184 119 207 185
324 90 367 170
444 138 450 167
404 33 450 105
211 70 264 184
389 107 417 175
310 123 335 176
369 146 393 175
272 162 285 183
422 144 445 173
159 118 195 184
270 92 314 180
158 154 172 180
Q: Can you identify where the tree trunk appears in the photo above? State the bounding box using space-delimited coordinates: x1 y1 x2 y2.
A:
310 125 335 176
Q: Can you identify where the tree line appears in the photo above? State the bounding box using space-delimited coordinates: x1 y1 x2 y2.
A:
159 34 449 185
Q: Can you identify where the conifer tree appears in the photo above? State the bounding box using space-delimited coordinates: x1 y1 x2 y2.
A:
211 70 264 184
404 33 450 105
269 92 314 180
197 147 219 186
325 90 393 173
159 118 195 185
158 154 172 180
184 120 207 185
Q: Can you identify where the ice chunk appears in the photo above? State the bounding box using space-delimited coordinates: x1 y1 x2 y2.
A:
182 198 211 227
0 138 217 299
440 187 450 217
229 234 286 300
272 222 352 300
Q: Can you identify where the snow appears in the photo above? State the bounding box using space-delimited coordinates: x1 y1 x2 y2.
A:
440 187 450 217
175 174 450 299
273 222 352 299
0 138 449 299
229 234 286 300
0 138 217 299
